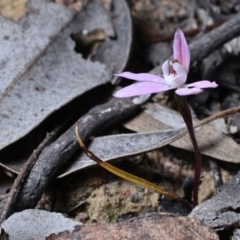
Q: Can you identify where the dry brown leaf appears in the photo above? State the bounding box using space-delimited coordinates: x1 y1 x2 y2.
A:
124 103 240 163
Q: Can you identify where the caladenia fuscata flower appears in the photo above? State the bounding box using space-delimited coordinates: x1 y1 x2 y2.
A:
113 29 218 207
113 29 218 98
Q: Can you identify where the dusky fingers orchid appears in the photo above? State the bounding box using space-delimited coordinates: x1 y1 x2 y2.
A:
113 29 217 98
113 28 218 207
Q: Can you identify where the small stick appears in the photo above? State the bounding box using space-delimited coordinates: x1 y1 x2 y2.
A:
0 127 60 224
148 19 227 43
195 106 240 128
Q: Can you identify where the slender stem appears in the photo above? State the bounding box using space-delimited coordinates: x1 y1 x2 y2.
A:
175 95 201 206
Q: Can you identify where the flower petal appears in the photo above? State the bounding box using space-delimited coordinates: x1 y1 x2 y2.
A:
114 72 164 83
113 82 171 98
173 29 190 72
171 62 187 86
162 60 170 76
164 62 187 87
175 87 203 96
187 80 218 89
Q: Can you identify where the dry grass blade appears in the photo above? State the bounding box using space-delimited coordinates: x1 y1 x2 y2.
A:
194 106 240 127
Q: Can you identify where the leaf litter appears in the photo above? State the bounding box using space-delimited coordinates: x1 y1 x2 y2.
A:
1 0 240 239
0 0 74 96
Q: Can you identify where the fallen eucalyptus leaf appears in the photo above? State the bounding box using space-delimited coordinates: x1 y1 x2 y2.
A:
1 209 81 240
0 0 74 96
0 0 113 151
57 127 187 178
0 0 132 177
124 103 240 163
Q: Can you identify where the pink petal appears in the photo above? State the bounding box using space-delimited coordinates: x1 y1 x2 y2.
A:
173 29 190 72
113 82 171 98
175 87 203 96
114 72 164 83
187 80 218 89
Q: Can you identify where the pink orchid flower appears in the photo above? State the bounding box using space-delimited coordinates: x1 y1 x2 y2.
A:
113 29 218 98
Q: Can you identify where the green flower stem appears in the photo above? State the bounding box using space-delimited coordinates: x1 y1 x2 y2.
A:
175 94 201 206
